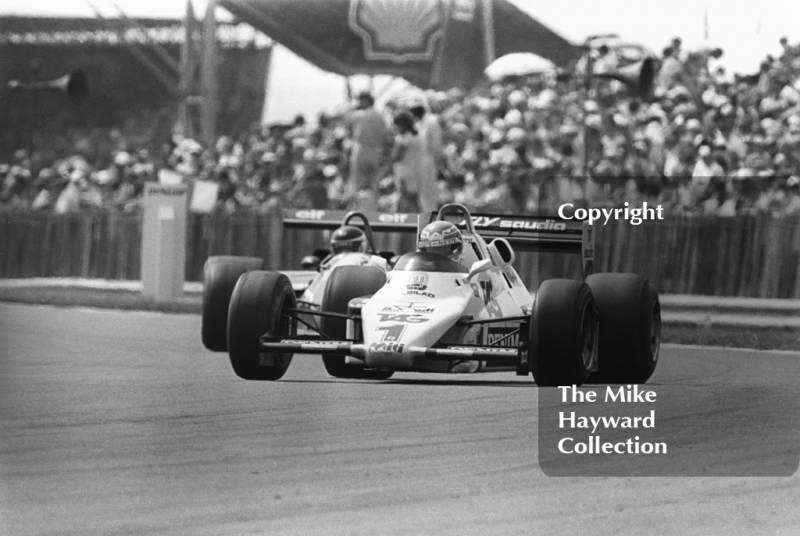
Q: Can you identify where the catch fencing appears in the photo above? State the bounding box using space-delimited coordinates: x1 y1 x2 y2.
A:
1 211 799 298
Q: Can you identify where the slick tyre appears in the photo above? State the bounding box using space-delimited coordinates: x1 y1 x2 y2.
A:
530 279 598 387
586 273 660 384
319 265 392 380
228 271 296 381
202 256 263 352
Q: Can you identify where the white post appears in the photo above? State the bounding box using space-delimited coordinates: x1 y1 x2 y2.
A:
142 183 187 301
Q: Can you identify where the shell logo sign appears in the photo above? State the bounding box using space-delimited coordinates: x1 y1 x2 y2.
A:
348 0 450 63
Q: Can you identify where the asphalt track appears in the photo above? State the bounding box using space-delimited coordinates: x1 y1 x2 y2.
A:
1 303 798 535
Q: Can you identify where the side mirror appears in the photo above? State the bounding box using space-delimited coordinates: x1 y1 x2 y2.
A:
487 238 515 267
465 259 492 281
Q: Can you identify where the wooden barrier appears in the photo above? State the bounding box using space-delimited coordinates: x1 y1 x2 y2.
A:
1 211 798 298
0 212 141 280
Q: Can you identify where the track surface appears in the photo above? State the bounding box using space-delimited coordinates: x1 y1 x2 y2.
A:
1 303 798 535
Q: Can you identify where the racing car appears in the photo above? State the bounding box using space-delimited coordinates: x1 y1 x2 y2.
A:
223 203 661 386
201 210 393 354
294 211 392 326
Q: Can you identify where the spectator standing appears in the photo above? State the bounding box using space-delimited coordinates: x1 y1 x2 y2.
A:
54 173 82 214
409 101 444 213
348 91 390 211
783 177 800 213
657 46 684 94
593 44 619 74
688 142 724 207
391 112 425 212
670 37 684 60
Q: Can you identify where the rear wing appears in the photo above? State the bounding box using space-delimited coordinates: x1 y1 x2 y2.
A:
282 209 417 257
420 207 595 278
284 207 595 278
282 209 417 233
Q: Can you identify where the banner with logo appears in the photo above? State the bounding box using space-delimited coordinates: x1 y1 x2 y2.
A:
219 0 579 90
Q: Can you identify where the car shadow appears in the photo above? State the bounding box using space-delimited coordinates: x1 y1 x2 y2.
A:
281 377 533 387
384 378 532 387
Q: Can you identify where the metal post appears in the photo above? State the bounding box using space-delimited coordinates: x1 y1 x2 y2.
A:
179 0 198 139
580 41 593 206
582 44 591 178
580 34 618 191
259 45 273 125
200 0 219 147
29 58 42 166
481 0 496 68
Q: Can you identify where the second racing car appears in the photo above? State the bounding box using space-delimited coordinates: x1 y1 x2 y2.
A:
201 210 393 355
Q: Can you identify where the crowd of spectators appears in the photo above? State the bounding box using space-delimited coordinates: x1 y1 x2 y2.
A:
3 36 800 217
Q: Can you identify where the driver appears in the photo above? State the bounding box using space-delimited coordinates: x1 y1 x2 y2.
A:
330 225 367 254
418 221 464 263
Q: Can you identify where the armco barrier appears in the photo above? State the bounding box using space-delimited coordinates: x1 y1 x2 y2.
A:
1 211 799 298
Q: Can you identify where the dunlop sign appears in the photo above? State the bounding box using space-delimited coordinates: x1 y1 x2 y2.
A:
142 182 187 301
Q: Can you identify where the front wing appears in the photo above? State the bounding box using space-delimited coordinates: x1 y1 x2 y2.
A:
259 336 530 374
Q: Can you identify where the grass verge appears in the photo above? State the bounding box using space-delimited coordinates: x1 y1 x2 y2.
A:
0 287 201 314
663 325 800 352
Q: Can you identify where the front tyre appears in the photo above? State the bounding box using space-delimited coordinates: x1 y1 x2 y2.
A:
202 256 263 352
530 279 598 387
586 273 660 384
228 271 296 380
320 265 393 380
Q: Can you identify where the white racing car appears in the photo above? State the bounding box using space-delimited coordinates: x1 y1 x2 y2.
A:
293 211 392 327
222 203 661 386
201 210 394 355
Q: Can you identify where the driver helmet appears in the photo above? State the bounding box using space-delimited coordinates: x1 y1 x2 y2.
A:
418 221 464 260
330 225 366 254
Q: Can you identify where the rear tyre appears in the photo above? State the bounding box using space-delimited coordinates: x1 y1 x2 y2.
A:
228 271 296 380
320 266 393 379
202 256 263 351
530 279 598 387
586 273 660 384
